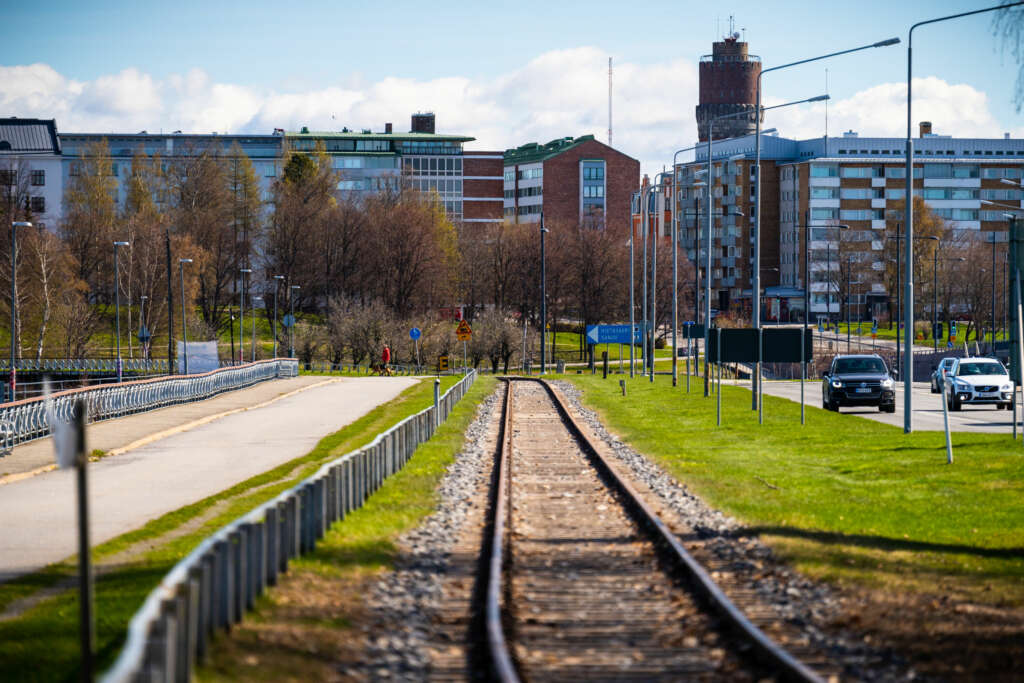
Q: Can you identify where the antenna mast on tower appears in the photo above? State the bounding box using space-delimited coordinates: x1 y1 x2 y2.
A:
608 57 613 147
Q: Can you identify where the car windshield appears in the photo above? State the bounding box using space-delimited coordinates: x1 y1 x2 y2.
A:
957 362 1006 376
834 357 886 374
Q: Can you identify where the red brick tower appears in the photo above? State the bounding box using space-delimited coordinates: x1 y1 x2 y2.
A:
696 35 761 142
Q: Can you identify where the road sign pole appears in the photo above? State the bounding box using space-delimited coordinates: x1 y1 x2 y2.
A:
800 327 805 425
716 328 722 426
463 340 467 374
415 338 420 369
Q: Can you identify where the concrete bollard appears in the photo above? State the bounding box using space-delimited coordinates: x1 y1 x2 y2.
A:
230 529 245 624
620 379 626 396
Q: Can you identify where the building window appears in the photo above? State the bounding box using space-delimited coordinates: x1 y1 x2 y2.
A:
109 163 119 177
811 187 838 199
264 163 276 177
504 170 514 183
30 170 45 186
811 208 838 220
583 166 605 180
810 164 838 178
30 197 45 213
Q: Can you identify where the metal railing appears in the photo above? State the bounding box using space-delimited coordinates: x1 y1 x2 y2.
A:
0 358 171 373
0 359 298 455
103 370 476 683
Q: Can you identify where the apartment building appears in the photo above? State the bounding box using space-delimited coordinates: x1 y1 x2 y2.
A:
0 118 63 228
503 135 639 232
674 126 1023 321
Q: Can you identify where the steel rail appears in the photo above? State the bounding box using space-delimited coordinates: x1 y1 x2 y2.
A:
484 377 823 683
483 379 520 682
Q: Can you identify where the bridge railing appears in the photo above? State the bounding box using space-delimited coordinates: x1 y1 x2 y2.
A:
0 359 299 455
0 358 171 373
102 370 476 683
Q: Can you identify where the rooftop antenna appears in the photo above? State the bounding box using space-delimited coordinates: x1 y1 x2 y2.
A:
729 14 735 38
608 57 613 147
742 27 746 42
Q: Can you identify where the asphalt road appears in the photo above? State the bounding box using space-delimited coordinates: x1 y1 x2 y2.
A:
760 379 1014 433
0 376 417 582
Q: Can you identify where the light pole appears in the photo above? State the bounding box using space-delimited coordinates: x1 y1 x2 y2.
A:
113 241 130 382
539 213 548 375
799 219 849 423
845 254 852 353
9 221 30 401
903 3 1016 432
179 258 192 374
272 275 284 358
251 295 262 362
139 295 148 360
289 285 300 358
888 233 939 360
755 39 897 411
629 193 637 378
239 268 251 364
644 175 670 383
669 144 705 386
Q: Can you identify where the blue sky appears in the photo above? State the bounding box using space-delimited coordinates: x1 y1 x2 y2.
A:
1 0 1020 174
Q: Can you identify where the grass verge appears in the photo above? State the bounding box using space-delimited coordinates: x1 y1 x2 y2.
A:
566 373 1024 605
195 374 497 681
0 375 461 682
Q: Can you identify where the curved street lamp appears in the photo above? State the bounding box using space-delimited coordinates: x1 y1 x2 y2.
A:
114 241 130 382
179 258 193 374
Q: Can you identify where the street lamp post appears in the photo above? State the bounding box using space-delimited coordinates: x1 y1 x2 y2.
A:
755 38 898 411
644 175 670 383
289 285 300 358
139 295 148 359
179 258 192 374
9 221 30 401
903 3 1016 432
113 241 130 382
846 254 852 353
251 295 262 362
629 192 637 378
239 268 251 364
539 213 548 375
272 275 284 358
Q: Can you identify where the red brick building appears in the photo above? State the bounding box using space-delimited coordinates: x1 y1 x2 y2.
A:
503 135 640 233
461 150 504 225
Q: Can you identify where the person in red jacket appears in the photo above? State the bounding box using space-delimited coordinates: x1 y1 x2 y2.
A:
381 344 391 370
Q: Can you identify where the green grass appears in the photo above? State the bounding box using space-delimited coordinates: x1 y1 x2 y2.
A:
0 375 461 682
834 322 1008 344
196 374 498 681
567 374 1024 604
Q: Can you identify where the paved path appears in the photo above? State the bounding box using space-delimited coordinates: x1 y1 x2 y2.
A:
0 375 336 481
760 379 1014 433
0 376 417 581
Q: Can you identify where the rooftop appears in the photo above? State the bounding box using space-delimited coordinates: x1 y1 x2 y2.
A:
504 135 600 166
0 118 61 154
286 129 473 142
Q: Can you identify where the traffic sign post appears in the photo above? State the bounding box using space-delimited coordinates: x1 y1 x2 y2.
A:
455 320 472 375
439 355 449 373
410 327 421 368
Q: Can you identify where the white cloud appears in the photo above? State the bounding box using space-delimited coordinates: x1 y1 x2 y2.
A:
1 57 1020 176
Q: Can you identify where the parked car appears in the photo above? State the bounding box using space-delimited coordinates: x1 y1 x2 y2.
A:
943 357 1012 411
930 357 957 393
822 354 896 413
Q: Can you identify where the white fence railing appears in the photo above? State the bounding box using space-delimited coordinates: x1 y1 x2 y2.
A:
103 370 476 683
0 359 298 454
0 358 171 373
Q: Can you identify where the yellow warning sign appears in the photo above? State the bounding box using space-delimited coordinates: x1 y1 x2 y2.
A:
439 355 450 371
456 319 472 341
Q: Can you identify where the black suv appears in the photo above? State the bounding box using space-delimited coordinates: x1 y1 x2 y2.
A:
822 354 896 413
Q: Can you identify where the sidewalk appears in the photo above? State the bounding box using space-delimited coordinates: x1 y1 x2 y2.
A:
0 375 333 483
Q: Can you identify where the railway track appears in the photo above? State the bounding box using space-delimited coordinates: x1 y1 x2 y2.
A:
483 378 824 682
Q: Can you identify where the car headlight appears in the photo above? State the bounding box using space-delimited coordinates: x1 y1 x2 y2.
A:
831 380 842 388
881 378 894 389
1002 384 1012 392
955 381 970 391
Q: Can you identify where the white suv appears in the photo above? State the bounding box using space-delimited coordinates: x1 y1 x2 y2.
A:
944 357 1013 411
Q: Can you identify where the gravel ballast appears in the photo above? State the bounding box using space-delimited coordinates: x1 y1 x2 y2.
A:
553 379 918 682
358 387 502 681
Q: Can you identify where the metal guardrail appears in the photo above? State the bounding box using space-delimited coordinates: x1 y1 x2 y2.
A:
0 359 298 455
102 370 476 683
0 358 171 373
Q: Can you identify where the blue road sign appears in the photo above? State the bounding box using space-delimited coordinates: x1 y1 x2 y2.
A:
137 324 151 343
409 327 422 340
586 324 642 345
282 313 295 328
